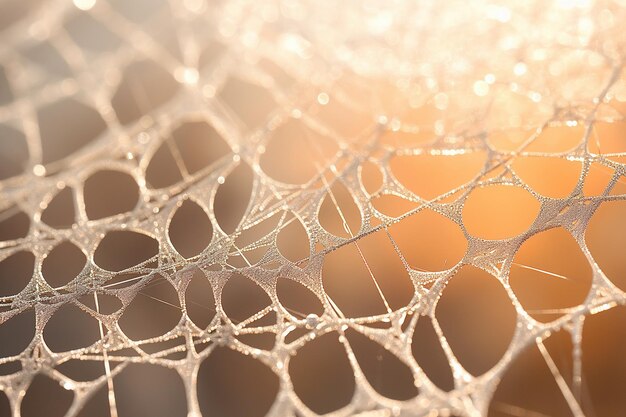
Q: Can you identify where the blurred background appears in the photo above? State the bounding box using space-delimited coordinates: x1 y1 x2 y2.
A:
0 0 626 416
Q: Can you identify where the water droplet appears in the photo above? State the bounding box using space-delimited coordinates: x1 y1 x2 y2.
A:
473 80 490 97
33 165 46 176
305 314 319 328
73 0 96 11
514 62 528 76
175 67 199 85
317 93 330 105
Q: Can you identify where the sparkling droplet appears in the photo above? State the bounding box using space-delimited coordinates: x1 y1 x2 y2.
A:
33 164 46 176
175 67 199 85
317 92 330 105
305 313 319 328
513 62 528 76
73 0 96 11
473 80 490 97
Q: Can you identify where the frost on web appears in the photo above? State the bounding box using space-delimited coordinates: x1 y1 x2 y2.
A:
0 0 626 416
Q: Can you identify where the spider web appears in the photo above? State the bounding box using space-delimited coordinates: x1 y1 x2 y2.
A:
1 0 626 416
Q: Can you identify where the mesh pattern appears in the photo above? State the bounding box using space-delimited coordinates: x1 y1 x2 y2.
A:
1 0 626 416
